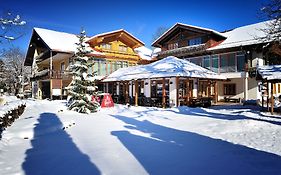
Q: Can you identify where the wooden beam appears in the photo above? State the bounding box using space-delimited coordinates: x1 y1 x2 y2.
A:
135 80 138 106
60 79 62 100
162 78 166 108
271 82 274 115
125 81 129 104
176 77 179 107
207 80 211 97
214 81 218 103
261 81 264 110
112 82 115 96
267 82 269 111
185 78 189 105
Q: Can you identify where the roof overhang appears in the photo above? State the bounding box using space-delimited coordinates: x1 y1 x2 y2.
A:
86 29 145 49
152 23 226 48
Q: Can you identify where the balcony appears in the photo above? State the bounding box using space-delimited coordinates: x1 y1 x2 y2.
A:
30 69 72 81
157 44 207 58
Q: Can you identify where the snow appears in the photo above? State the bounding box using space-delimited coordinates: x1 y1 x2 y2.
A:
257 65 281 81
134 46 152 61
34 28 103 55
208 21 270 50
0 96 26 118
103 56 226 82
1 99 281 174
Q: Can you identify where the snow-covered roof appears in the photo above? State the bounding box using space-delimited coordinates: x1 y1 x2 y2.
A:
152 23 225 47
208 21 270 51
134 46 152 61
103 56 226 82
34 28 103 55
257 65 281 81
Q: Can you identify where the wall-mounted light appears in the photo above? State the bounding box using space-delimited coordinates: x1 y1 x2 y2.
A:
169 81 173 84
145 82 149 85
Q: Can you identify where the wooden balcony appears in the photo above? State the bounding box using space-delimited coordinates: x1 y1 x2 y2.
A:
157 44 207 59
50 70 72 79
30 69 72 81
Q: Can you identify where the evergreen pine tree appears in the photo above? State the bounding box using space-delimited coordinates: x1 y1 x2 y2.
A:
67 29 100 113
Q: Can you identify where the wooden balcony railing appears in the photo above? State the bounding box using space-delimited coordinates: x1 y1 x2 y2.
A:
49 70 72 79
30 69 72 81
157 44 207 58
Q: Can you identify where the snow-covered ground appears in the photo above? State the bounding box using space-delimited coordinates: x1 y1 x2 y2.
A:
1 99 281 175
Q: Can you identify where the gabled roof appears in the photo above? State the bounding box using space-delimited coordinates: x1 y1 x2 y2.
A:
33 28 103 55
152 23 226 47
86 29 145 48
24 28 104 66
103 56 226 82
34 27 79 53
208 21 270 51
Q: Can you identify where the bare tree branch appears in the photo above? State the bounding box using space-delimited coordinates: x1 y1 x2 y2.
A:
0 11 26 43
0 47 31 95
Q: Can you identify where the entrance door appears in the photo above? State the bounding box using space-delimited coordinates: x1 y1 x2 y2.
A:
41 81 50 99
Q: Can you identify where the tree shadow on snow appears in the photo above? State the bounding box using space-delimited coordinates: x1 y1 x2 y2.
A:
22 112 100 175
167 106 281 126
111 114 281 175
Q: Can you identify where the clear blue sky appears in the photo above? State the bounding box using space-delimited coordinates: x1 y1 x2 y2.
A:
1 0 269 52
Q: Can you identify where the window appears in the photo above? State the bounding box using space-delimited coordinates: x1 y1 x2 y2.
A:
100 61 106 76
190 57 203 67
168 42 178 50
60 62 65 73
211 55 219 73
123 61 128 68
220 54 228 73
93 61 99 76
228 53 236 72
119 45 127 52
113 61 118 72
188 37 202 46
237 52 245 72
203 56 210 70
101 43 112 50
116 61 122 69
223 84 236 95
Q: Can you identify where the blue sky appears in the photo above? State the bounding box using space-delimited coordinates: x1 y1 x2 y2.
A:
1 0 269 52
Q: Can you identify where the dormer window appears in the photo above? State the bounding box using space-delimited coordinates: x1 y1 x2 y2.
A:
168 42 178 50
188 37 202 46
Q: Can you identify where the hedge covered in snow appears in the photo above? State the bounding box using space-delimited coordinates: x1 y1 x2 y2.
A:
0 100 26 130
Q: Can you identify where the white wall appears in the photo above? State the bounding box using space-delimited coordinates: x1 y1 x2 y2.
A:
144 79 151 97
169 77 177 107
218 78 244 101
129 82 132 97
193 79 198 98
248 77 259 100
218 77 259 101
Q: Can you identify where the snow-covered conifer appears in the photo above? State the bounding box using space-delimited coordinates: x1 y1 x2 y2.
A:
67 29 100 113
